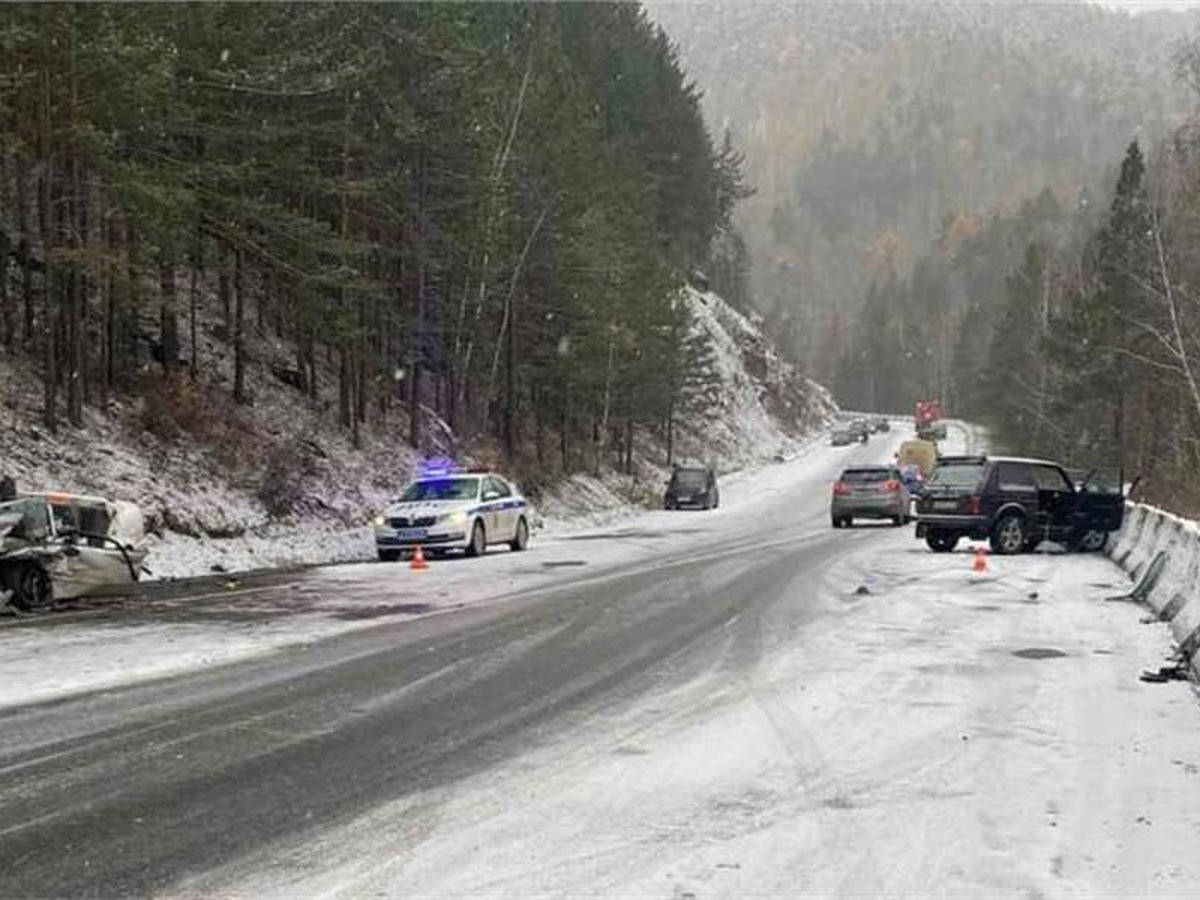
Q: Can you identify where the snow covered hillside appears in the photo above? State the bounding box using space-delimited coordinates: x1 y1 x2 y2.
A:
0 285 835 577
535 288 836 529
678 287 835 464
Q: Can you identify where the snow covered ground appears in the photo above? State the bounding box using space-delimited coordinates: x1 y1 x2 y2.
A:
0 420 893 709
160 420 1200 899
8 419 1200 896
183 539 1200 900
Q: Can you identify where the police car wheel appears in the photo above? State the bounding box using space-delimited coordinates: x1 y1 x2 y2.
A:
510 517 529 552
466 520 486 557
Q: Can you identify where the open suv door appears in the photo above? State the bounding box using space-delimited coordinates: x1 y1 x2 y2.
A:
1066 468 1128 552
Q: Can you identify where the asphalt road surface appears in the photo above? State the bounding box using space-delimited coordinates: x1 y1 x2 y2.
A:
2 425 1199 898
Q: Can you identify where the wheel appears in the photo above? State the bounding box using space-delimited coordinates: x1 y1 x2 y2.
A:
990 513 1027 555
466 520 486 557
4 562 52 611
377 549 401 563
842 516 853 528
510 516 529 552
831 515 842 529
892 515 904 527
925 530 959 553
1069 528 1108 553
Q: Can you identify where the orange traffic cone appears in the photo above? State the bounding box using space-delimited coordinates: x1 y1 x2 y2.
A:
410 545 429 571
972 547 988 573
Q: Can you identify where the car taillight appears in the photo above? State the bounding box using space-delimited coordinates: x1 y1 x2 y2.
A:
883 480 901 493
967 495 982 515
833 481 850 495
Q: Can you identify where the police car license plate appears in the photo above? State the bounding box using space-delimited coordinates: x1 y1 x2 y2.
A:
933 500 958 511
397 528 428 540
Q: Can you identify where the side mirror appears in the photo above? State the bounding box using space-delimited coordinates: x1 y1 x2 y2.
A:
482 490 500 501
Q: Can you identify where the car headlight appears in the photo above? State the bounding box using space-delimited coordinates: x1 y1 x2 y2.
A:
440 510 468 526
372 515 385 527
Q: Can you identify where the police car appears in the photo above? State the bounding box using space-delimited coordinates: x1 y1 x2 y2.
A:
373 466 530 561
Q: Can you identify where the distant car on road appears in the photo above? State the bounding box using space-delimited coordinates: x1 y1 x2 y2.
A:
665 466 720 510
830 428 855 447
872 417 891 433
848 418 871 443
914 455 1125 554
831 466 911 528
374 468 529 561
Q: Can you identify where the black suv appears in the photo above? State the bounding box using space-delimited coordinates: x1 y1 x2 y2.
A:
914 455 1125 554
664 467 720 510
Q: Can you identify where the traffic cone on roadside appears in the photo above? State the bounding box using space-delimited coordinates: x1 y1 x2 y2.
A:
410 545 429 571
972 547 988 573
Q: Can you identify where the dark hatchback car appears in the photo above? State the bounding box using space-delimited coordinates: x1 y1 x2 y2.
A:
664 466 720 510
914 455 1125 554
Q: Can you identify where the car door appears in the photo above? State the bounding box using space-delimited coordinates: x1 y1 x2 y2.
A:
1072 468 1126 534
482 477 515 541
48 499 133 599
1030 464 1076 540
992 462 1038 523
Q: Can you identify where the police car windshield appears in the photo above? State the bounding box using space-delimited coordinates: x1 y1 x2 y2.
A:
400 477 479 502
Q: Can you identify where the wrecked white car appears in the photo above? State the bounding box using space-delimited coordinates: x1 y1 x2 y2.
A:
0 493 147 611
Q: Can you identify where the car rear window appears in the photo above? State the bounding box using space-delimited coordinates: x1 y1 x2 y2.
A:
928 463 986 490
842 469 896 483
672 469 707 489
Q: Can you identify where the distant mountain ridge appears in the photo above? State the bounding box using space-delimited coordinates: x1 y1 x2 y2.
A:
648 0 1197 365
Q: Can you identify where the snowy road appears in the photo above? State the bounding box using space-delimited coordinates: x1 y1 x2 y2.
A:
2 424 1200 898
